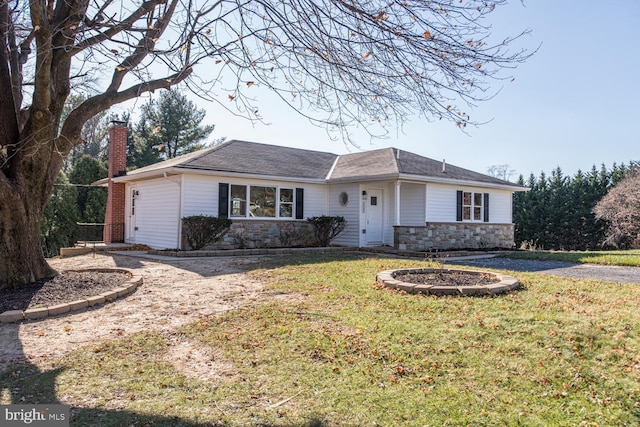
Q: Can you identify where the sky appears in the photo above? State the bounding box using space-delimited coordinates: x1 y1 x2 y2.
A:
119 1 640 180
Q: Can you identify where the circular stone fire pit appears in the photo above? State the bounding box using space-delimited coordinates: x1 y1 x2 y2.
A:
376 268 520 296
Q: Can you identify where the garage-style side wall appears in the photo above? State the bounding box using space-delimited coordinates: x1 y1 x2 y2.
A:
126 178 181 249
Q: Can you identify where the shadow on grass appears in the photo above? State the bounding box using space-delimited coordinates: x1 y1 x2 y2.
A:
1 362 330 426
105 249 370 278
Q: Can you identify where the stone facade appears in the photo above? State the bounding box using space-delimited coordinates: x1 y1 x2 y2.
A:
394 222 515 252
183 220 316 250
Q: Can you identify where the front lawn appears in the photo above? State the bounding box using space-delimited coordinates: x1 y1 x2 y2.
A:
2 253 639 426
503 249 640 267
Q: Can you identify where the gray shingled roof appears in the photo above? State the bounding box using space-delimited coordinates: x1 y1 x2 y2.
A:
392 148 515 186
125 140 338 180
122 140 519 188
179 140 338 179
328 148 398 180
328 147 515 186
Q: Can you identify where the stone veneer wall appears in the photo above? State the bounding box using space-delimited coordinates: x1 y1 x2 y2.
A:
394 223 515 251
182 220 316 250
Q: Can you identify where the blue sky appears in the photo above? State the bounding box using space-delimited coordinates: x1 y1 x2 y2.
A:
125 1 640 180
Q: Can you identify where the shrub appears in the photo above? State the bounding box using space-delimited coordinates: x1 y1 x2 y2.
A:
182 215 232 250
307 216 347 246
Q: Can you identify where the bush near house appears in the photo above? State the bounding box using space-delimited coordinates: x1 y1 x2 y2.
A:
307 215 347 246
182 215 232 250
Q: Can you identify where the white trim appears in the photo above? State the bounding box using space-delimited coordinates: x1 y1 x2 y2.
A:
111 167 328 185
325 156 341 180
395 181 401 226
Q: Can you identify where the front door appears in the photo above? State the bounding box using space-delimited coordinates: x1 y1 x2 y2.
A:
127 186 137 242
365 189 383 245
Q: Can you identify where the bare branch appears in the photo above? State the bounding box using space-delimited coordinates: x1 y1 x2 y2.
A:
61 67 192 144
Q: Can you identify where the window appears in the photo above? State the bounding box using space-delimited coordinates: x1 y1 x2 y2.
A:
279 188 293 218
230 185 247 217
458 191 488 222
250 186 276 217
473 193 483 221
224 184 298 219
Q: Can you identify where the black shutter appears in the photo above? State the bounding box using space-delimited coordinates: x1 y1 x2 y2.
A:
295 188 304 219
218 183 229 217
456 190 463 221
483 193 490 223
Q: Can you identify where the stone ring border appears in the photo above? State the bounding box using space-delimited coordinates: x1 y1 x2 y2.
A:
376 268 520 296
0 268 143 323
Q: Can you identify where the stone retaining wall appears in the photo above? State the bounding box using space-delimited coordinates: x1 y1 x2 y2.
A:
182 219 315 250
394 223 515 251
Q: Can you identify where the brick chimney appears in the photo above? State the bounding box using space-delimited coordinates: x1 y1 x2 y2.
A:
103 121 127 243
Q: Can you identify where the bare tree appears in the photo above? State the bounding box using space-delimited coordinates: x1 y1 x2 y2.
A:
0 0 532 287
487 164 516 181
593 165 640 248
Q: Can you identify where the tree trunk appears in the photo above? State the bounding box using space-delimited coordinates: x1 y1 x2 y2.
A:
0 183 57 289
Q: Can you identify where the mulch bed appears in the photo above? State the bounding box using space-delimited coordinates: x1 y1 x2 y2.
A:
392 271 499 287
0 271 129 313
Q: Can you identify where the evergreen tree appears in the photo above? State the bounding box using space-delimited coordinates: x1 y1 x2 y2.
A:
41 172 79 257
129 115 163 169
136 89 215 160
513 161 637 250
69 155 108 224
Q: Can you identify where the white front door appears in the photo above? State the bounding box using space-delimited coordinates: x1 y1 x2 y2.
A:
365 189 383 245
126 186 137 242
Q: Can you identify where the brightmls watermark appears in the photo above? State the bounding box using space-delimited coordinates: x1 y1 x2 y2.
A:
2 405 69 426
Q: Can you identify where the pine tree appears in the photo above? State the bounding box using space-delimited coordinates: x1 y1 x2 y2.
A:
40 172 79 257
136 89 215 160
69 155 108 223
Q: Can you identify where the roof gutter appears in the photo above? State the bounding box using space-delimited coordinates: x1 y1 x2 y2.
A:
398 173 529 191
105 166 328 185
327 173 527 191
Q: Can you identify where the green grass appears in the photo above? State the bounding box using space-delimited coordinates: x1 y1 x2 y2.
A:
2 253 639 426
503 249 640 266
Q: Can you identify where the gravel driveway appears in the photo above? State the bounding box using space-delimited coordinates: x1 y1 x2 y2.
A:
445 256 640 284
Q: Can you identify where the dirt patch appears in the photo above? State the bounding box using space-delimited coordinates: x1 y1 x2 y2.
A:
162 335 237 383
0 251 279 373
392 271 499 287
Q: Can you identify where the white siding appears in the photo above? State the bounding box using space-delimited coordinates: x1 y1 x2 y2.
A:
489 190 513 223
426 183 514 224
129 178 181 249
181 174 327 219
399 182 426 225
327 183 360 247
426 183 457 222
182 175 217 216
